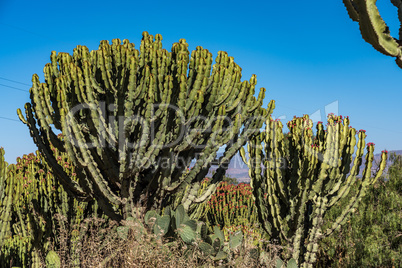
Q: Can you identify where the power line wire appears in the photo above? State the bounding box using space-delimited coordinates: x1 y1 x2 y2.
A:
0 84 29 92
0 77 31 86
0 116 20 122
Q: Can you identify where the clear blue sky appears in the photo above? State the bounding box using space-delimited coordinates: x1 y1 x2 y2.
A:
1 0 401 163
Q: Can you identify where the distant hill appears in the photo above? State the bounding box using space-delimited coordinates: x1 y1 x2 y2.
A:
222 153 250 182
207 152 250 182
210 150 402 183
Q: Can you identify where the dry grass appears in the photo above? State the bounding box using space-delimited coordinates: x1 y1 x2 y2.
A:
45 214 285 267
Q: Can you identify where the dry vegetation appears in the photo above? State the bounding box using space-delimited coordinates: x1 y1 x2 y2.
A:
44 215 284 267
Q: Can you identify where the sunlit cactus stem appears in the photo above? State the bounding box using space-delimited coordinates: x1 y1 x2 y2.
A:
18 32 274 221
343 0 402 68
240 114 388 267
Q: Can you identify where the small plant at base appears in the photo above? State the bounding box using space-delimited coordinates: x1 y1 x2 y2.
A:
195 178 263 245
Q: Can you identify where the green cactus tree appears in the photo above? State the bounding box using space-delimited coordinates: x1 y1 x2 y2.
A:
343 0 402 68
0 148 13 252
240 114 388 268
0 144 109 268
18 32 274 221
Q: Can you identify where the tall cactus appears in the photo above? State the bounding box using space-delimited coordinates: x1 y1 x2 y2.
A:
0 145 108 267
343 0 402 68
18 32 274 221
240 114 388 268
0 148 13 251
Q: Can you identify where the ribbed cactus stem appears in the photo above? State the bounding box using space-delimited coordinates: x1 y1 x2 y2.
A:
343 0 402 68
243 114 388 267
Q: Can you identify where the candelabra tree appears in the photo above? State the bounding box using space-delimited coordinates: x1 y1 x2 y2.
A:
18 32 274 221
240 114 388 268
0 144 108 267
343 0 402 68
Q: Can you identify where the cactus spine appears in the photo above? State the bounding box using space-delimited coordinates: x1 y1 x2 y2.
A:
343 0 402 68
241 114 388 267
18 32 274 221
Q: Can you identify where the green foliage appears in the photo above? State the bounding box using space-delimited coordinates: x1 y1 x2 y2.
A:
200 225 244 261
143 204 251 263
343 0 402 68
317 152 402 267
18 32 274 221
45 250 61 268
144 204 199 243
242 114 388 267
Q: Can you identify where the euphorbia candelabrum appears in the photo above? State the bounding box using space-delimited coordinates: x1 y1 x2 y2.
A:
240 114 388 268
17 32 274 221
0 140 108 267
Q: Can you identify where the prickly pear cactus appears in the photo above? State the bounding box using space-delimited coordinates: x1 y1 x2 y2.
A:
46 250 61 268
